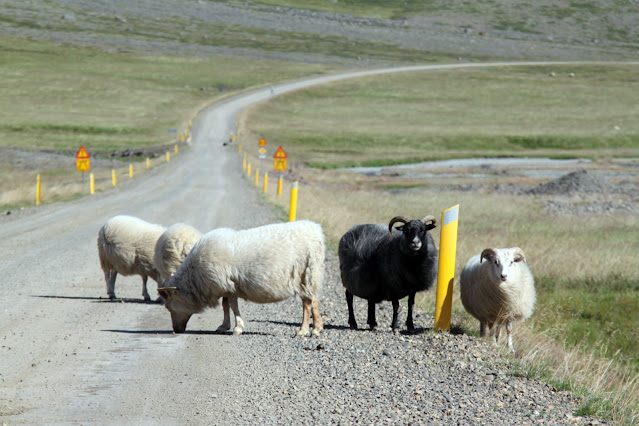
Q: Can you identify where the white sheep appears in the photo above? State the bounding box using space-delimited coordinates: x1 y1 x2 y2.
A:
153 223 203 284
97 215 166 301
152 223 243 333
460 247 536 349
158 220 325 337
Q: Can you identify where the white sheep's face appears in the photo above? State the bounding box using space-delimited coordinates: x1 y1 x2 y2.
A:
481 248 526 283
157 287 194 333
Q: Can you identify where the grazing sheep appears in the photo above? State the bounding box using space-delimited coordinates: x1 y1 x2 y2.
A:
157 220 325 337
97 215 166 301
338 215 438 333
153 223 242 333
460 247 536 349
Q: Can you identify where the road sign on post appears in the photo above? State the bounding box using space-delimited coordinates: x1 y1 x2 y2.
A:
258 138 267 147
274 146 287 172
75 146 90 172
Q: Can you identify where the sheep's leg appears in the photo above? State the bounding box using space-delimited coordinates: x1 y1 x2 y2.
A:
406 292 416 331
141 275 151 301
345 290 358 329
494 324 501 345
391 299 400 334
216 297 232 332
230 297 245 335
367 300 378 331
505 321 514 350
105 269 117 299
310 299 323 337
296 298 312 337
480 322 488 338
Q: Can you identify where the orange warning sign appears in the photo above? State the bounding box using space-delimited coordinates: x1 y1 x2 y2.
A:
258 138 267 147
75 146 91 172
273 146 287 172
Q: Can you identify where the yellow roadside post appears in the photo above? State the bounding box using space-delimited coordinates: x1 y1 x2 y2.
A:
242 153 247 171
434 204 460 331
90 173 95 195
146 157 150 169
263 172 268 193
166 152 171 162
254 169 259 186
112 169 117 186
175 144 179 154
238 144 242 153
129 164 133 178
288 181 298 222
36 175 41 206
247 163 251 178
277 175 283 197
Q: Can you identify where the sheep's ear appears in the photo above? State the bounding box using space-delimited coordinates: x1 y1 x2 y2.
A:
512 247 526 263
157 287 178 299
480 248 497 263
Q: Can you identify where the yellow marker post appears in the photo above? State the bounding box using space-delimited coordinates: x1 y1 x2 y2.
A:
36 174 41 206
129 164 133 178
247 163 251 178
434 204 460 331
277 175 283 197
263 172 268 193
288 181 298 222
238 144 242 153
112 169 117 186
146 157 150 169
90 173 95 195
242 153 247 171
175 144 179 154
166 152 171 162
254 170 259 187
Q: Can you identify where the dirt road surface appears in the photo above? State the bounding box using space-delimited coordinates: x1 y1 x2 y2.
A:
0 65 607 424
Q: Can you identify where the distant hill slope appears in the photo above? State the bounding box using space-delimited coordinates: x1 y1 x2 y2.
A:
0 0 637 63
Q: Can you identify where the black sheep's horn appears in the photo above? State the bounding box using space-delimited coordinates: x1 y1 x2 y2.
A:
421 215 436 226
388 216 409 234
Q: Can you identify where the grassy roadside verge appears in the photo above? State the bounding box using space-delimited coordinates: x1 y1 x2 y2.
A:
239 63 639 423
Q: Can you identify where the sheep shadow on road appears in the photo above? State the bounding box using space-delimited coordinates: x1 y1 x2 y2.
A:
102 329 273 337
34 295 163 304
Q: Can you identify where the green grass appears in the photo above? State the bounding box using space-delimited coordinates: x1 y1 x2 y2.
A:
246 64 639 168
0 36 332 153
537 274 639 370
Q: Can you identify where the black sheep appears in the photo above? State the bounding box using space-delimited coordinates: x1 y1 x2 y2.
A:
338 215 438 333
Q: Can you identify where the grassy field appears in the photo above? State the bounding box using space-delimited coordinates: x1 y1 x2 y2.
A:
0 36 334 209
246 64 639 168
240 63 639 422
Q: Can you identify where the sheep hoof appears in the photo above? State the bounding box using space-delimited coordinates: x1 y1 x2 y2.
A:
392 329 400 335
216 323 231 333
311 328 321 338
233 327 243 336
296 328 309 338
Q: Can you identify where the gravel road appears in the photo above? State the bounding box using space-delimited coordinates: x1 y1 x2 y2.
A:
0 68 608 424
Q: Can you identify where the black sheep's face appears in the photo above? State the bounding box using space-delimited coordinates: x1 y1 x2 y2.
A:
396 222 426 252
